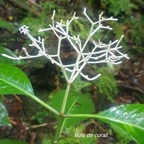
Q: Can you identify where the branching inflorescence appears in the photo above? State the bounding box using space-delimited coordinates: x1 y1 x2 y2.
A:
2 8 129 84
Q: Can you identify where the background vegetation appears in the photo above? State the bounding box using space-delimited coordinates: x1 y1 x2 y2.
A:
0 0 144 144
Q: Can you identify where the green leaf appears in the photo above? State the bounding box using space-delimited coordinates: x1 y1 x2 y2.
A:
0 62 34 95
0 63 57 115
0 139 26 144
0 102 10 126
50 90 95 126
95 104 144 144
0 46 24 65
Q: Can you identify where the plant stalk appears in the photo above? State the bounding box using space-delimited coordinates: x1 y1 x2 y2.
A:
53 115 64 144
65 114 102 120
54 83 71 143
60 83 71 113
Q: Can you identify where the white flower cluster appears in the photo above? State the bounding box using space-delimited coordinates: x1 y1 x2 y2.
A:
2 8 129 84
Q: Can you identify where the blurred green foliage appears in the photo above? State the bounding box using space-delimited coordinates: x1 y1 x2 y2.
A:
0 139 26 144
96 67 118 101
102 0 133 16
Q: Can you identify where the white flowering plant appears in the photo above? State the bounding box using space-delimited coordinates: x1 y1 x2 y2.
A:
2 8 128 83
1 8 143 144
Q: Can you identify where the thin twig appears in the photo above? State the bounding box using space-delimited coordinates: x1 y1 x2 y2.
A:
26 122 57 130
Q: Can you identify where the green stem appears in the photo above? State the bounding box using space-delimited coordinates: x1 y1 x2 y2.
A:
60 83 71 113
28 94 59 115
54 83 71 143
65 114 102 120
53 114 64 144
